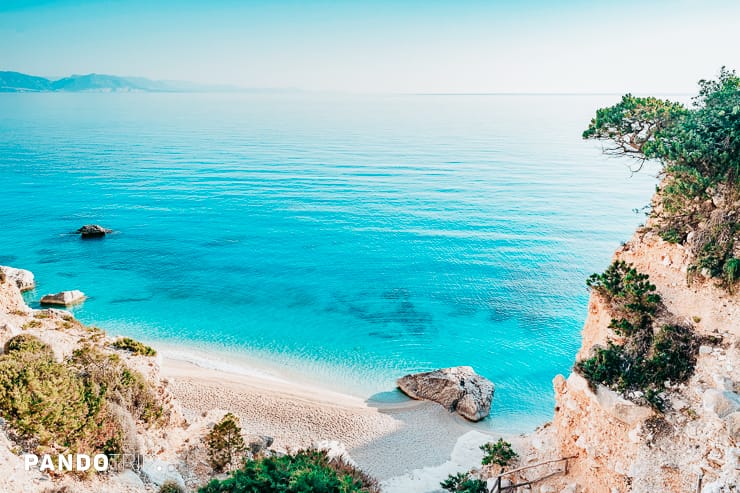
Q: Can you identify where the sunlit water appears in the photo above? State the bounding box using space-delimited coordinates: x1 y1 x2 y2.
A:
0 93 657 432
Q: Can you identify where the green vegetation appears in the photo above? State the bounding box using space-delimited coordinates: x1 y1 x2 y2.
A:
440 473 487 493
586 260 660 337
198 449 380 493
112 337 157 356
576 262 700 411
480 438 518 468
0 336 93 452
159 480 186 493
205 413 246 473
0 335 163 460
440 438 517 492
22 319 42 330
584 67 740 291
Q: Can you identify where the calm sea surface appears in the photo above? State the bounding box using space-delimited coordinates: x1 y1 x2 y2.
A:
0 93 657 431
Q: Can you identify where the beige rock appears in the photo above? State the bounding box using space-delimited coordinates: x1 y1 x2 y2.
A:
0 323 19 350
0 266 35 291
40 290 86 306
703 389 740 418
397 366 494 421
726 412 740 441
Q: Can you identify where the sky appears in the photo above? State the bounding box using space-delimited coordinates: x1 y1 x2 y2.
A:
1 0 739 94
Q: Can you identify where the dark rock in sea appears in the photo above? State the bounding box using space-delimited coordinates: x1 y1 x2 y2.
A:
75 224 112 238
397 366 494 421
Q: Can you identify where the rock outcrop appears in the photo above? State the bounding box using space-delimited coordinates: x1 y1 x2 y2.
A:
0 265 35 291
76 224 112 238
40 290 86 306
521 229 740 492
397 366 494 421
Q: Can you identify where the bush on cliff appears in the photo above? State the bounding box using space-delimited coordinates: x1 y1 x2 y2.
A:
576 262 700 411
112 337 157 356
480 438 518 468
198 449 380 493
0 335 92 451
0 335 163 458
440 472 487 493
584 67 740 291
205 413 246 473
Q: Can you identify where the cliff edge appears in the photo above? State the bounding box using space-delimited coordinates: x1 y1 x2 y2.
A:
529 225 739 492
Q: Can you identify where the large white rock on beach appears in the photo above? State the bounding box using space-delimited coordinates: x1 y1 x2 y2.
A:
397 366 494 421
0 266 35 292
40 290 86 306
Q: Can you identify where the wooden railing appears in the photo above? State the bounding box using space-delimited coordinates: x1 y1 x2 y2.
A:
489 455 578 493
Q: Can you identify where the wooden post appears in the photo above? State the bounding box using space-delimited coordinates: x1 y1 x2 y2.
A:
696 472 703 493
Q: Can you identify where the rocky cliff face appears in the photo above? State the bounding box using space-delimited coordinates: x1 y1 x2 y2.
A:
531 228 739 492
0 271 207 492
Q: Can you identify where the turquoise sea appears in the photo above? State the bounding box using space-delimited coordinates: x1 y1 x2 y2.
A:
0 93 657 432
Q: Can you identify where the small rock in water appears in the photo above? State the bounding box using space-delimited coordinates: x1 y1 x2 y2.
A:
397 366 494 421
40 290 86 306
75 224 112 238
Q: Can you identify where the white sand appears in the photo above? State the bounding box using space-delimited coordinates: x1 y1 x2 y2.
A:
160 353 495 481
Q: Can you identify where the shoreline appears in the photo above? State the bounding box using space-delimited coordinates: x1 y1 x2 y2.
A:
157 347 502 481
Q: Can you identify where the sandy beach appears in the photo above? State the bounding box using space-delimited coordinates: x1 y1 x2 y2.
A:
159 353 493 481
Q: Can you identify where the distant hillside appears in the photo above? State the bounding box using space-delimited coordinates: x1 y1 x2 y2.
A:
0 71 53 92
0 71 249 93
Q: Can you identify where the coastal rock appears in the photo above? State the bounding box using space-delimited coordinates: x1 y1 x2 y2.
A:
0 323 20 350
141 458 185 488
75 224 112 238
568 372 653 426
247 435 274 455
726 412 740 441
397 366 494 421
703 389 740 418
40 290 86 306
311 440 356 466
0 266 35 291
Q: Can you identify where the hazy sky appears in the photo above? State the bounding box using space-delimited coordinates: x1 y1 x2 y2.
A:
1 0 739 93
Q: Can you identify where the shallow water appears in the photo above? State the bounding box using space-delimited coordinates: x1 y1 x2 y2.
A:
0 92 657 432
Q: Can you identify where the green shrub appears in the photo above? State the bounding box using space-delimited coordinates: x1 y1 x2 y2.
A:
199 449 379 493
586 261 660 322
0 334 164 460
112 337 157 356
584 67 740 292
0 336 92 451
69 345 163 424
205 413 246 473
440 472 487 493
480 438 518 468
4 334 55 357
159 480 186 493
723 257 740 293
577 264 700 411
22 320 42 330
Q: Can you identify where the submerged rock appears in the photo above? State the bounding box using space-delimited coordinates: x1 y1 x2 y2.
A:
0 266 35 291
40 290 86 306
75 224 112 238
397 366 494 421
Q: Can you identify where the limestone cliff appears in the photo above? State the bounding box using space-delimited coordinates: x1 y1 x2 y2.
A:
526 227 739 492
0 271 215 492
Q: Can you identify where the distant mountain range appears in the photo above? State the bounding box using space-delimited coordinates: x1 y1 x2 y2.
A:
0 71 284 93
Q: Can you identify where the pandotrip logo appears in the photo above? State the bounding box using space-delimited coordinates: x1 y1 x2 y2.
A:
23 453 146 473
